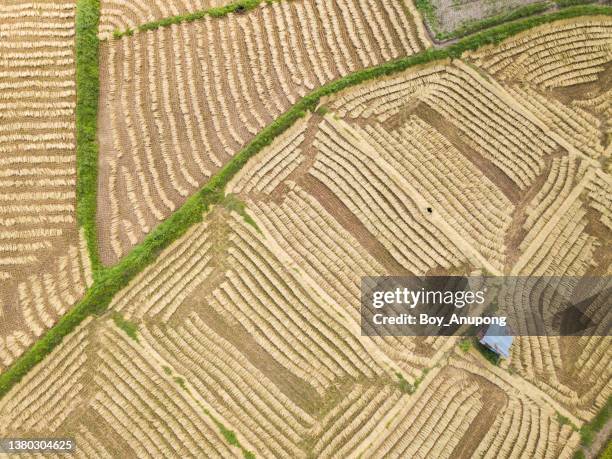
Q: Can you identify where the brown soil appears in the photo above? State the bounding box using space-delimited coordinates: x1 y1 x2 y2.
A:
553 62 612 106
96 41 118 266
299 173 411 276
583 207 612 276
415 103 523 204
451 372 508 459
173 294 321 414
153 209 321 413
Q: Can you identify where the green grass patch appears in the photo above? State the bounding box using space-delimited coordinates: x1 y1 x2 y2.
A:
396 369 429 394
573 450 586 459
201 406 255 457
173 376 187 390
396 372 413 394
219 425 239 446
315 105 330 116
113 0 262 38
415 0 439 32
557 0 598 7
580 397 612 446
223 194 260 231
0 5 610 402
112 313 139 341
599 436 612 459
75 0 102 275
556 411 578 430
459 338 473 352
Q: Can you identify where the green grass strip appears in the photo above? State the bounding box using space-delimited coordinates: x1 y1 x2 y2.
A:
112 0 265 38
76 0 102 275
557 0 599 7
0 5 611 401
598 436 612 459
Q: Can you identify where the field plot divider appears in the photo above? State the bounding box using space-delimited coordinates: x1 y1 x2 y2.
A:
76 0 102 274
0 5 610 401
108 0 266 39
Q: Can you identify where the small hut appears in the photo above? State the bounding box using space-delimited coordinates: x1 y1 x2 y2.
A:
477 324 513 359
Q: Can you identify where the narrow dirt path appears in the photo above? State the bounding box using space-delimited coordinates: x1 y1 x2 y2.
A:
585 421 612 459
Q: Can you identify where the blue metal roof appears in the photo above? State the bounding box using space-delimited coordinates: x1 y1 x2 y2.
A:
479 324 513 359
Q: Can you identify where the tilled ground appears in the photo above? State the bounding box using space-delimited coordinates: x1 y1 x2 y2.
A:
430 0 544 34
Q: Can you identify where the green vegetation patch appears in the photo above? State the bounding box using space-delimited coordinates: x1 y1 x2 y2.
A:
200 405 256 458
556 0 599 7
315 105 330 116
556 411 578 430
415 0 439 32
573 450 586 459
396 369 429 394
599 436 612 459
173 376 187 390
114 0 263 38
475 341 500 365
459 338 473 352
580 397 612 446
112 313 139 341
75 0 102 274
223 194 260 231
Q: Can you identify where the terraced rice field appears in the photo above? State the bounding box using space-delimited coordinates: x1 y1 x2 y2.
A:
0 4 610 459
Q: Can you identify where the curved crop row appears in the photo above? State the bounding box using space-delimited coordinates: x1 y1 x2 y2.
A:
0 3 610 402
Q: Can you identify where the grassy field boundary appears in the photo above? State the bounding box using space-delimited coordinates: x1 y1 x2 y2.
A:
0 4 611 401
111 0 267 38
75 0 102 275
581 397 612 446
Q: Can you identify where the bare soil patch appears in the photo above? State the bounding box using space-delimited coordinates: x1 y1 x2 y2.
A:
451 372 508 459
415 103 523 203
430 0 543 35
299 174 411 276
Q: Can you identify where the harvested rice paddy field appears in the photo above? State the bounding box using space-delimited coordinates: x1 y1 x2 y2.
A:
0 1 93 374
0 1 611 458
